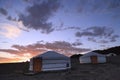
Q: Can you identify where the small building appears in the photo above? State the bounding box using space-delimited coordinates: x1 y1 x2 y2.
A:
70 54 83 68
106 53 120 63
29 51 71 72
79 52 106 64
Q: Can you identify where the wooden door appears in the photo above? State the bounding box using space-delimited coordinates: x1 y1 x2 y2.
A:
91 56 97 64
33 57 42 72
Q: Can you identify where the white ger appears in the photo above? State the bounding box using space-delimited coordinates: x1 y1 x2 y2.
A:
79 52 106 64
29 51 71 72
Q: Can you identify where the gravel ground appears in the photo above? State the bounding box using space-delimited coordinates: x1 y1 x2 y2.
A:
0 63 120 80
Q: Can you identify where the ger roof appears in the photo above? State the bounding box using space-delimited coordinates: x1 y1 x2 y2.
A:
81 51 105 58
33 51 69 59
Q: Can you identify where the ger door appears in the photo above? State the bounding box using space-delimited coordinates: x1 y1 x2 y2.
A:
33 57 42 72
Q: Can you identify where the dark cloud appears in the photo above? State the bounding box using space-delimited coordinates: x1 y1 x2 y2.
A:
88 37 109 44
77 0 120 14
76 26 113 37
23 0 41 4
23 0 29 2
107 0 120 9
36 40 44 44
100 45 106 47
7 16 12 20
99 40 109 44
19 0 60 34
88 37 97 42
110 35 119 42
59 22 64 28
0 41 90 56
56 26 81 31
72 41 83 46
45 41 72 49
75 26 119 43
7 16 17 21
0 8 7 15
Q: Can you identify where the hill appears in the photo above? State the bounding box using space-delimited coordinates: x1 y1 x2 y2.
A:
93 46 120 55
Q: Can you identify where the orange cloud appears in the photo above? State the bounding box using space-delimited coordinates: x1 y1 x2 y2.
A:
0 57 23 63
0 52 32 63
0 52 17 59
0 41 90 63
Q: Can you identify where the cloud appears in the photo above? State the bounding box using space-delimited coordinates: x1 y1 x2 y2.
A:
0 40 89 62
72 41 83 46
0 49 33 62
88 37 109 44
18 0 60 34
0 50 31 62
7 16 17 21
107 0 120 9
23 0 29 2
16 21 30 32
0 8 8 15
0 56 31 63
0 41 8 43
77 0 120 14
0 41 90 57
56 26 81 31
110 35 119 42
0 52 17 59
76 26 113 37
87 37 97 42
0 24 22 39
0 57 17 63
75 26 119 43
0 49 20 54
21 41 90 55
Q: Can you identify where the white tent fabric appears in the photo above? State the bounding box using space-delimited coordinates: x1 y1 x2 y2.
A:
79 52 106 64
29 51 71 72
35 51 69 59
80 52 105 57
106 53 117 56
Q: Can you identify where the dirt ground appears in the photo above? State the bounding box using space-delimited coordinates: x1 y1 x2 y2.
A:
0 62 120 80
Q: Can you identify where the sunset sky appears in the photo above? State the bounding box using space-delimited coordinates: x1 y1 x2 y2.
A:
0 0 120 63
